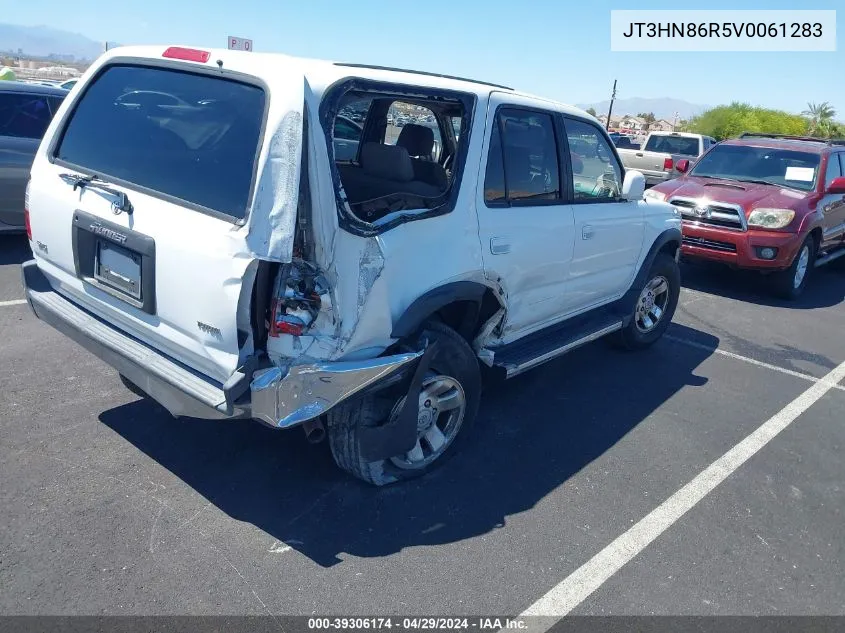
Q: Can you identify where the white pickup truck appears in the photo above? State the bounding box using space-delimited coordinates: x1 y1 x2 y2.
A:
617 131 716 186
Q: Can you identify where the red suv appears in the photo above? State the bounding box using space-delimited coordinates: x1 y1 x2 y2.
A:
646 133 845 298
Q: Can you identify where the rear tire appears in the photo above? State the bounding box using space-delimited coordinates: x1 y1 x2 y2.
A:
326 321 481 486
614 253 680 350
771 235 815 300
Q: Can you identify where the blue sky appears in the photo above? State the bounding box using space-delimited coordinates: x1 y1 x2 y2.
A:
11 0 844 115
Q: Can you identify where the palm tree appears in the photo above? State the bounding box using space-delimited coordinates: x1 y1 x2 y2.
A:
802 102 836 136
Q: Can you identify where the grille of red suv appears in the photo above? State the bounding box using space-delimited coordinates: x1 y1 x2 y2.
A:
682 236 737 253
669 197 746 231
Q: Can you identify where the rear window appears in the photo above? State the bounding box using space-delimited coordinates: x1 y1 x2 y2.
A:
55 65 266 220
644 135 699 156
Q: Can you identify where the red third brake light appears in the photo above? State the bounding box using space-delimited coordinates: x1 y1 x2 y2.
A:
162 47 210 63
663 157 674 171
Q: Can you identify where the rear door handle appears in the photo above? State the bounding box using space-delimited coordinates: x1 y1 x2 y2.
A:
635 152 644 157
490 237 511 255
582 225 595 240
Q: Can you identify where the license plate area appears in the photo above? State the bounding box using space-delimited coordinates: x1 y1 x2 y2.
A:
72 210 156 314
94 240 142 300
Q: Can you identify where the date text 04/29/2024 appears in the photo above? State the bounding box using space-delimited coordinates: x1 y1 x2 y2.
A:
307 618 528 630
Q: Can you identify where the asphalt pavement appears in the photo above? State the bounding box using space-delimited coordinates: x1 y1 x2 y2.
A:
1 233 843 618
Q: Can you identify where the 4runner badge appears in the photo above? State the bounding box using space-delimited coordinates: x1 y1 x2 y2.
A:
89 222 128 244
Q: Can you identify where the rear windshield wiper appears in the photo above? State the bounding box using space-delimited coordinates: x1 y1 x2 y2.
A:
60 172 133 215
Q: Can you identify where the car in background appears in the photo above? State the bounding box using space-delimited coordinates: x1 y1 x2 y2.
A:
647 133 845 298
612 135 639 150
618 132 716 186
333 114 363 161
58 79 78 91
0 81 66 232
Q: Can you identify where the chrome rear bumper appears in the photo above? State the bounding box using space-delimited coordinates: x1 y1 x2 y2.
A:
22 259 421 427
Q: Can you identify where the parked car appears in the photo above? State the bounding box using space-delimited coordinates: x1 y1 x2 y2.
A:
22 46 681 485
58 79 78 91
0 81 66 232
618 132 716 186
333 114 363 161
612 135 640 150
647 132 845 298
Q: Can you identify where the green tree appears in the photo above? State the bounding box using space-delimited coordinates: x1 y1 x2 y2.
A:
685 102 809 140
637 112 656 131
802 102 836 136
586 107 597 117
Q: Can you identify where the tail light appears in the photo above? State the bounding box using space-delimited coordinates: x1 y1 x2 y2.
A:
24 179 32 241
663 157 674 171
267 263 330 338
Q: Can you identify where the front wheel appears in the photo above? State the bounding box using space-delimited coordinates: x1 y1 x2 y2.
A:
326 321 481 486
614 253 680 350
771 235 815 300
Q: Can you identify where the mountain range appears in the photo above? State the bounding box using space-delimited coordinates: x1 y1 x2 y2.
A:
575 98 710 121
0 23 116 61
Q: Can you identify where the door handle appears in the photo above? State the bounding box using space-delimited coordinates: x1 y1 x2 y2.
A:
582 225 595 240
635 152 643 157
490 237 511 255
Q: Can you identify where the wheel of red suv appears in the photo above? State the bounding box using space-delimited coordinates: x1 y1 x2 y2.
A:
771 235 815 300
614 253 680 350
326 321 481 486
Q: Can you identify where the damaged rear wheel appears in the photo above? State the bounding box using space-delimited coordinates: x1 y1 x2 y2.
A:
326 321 481 486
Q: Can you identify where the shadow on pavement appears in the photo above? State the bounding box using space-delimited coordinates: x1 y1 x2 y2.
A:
99 323 715 567
680 259 845 310
0 234 32 266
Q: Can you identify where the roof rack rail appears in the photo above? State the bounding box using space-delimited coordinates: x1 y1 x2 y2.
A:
738 132 845 146
738 132 824 142
333 62 514 91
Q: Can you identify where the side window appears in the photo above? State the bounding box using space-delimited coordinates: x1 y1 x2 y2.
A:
483 108 560 205
825 153 842 187
563 119 622 201
385 101 442 161
0 93 53 139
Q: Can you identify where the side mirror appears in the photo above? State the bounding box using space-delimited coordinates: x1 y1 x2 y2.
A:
675 159 690 174
622 170 646 201
826 176 845 194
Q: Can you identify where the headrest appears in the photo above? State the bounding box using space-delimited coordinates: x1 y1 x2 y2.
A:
361 143 414 182
397 124 435 157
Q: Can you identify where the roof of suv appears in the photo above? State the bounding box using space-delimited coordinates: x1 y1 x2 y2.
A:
0 80 68 97
91 45 597 122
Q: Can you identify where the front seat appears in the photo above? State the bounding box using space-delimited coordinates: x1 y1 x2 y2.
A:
396 124 449 191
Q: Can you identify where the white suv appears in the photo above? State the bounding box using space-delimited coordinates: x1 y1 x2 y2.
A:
22 46 682 485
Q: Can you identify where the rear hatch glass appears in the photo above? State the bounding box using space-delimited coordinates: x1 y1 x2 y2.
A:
54 64 265 220
644 135 699 156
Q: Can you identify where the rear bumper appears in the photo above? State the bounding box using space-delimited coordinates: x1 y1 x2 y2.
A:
680 223 803 270
22 259 422 428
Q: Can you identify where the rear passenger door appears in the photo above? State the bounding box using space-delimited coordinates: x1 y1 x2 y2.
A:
476 95 575 338
561 117 645 314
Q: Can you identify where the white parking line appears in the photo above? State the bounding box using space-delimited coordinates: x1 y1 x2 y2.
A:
520 357 845 623
0 299 27 307
666 334 845 392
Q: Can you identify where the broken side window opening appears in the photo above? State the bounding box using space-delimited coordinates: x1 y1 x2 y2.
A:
320 79 476 236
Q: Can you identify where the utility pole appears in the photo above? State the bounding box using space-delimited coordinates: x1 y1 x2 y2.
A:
605 79 617 130
672 111 679 131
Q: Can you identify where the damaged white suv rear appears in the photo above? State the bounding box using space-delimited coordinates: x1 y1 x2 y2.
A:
23 46 682 485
